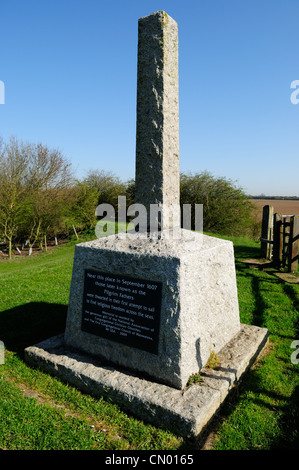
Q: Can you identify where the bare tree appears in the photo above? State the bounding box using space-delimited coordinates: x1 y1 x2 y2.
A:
24 142 74 253
0 137 29 259
0 137 73 258
26 142 73 191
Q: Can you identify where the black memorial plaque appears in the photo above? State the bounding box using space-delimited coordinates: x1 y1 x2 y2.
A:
81 269 162 354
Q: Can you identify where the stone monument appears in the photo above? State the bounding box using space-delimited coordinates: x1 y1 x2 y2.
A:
63 10 241 389
25 11 268 437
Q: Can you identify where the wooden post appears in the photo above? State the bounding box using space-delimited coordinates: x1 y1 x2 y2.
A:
289 215 299 272
282 216 289 269
273 213 282 267
279 217 284 267
261 205 274 259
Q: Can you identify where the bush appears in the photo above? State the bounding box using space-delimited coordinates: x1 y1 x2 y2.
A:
180 171 255 237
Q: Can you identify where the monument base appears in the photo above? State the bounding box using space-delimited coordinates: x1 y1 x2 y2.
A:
64 230 241 389
24 323 268 438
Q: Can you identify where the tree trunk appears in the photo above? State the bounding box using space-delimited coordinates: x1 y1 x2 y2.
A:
72 224 79 240
8 237 12 260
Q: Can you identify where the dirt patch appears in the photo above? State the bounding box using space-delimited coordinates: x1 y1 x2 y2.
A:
271 271 299 284
0 241 68 261
242 259 299 283
242 259 273 268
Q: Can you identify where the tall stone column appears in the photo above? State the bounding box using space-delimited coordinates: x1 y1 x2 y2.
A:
135 11 179 231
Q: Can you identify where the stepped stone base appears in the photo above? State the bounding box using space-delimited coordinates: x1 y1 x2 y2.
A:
25 323 268 438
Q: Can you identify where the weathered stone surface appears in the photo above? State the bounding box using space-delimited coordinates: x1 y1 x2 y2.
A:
64 229 241 389
135 11 179 229
25 324 269 438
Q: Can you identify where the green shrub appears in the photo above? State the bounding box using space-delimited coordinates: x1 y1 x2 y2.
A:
180 171 255 237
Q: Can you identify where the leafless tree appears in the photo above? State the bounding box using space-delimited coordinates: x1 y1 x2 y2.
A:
0 137 73 258
0 137 29 258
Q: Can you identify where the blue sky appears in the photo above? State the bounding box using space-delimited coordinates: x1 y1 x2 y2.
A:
0 0 298 196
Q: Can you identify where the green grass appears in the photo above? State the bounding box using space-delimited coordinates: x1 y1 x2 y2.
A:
0 234 298 450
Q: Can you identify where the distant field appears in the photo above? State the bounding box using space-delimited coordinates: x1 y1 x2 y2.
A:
250 199 299 223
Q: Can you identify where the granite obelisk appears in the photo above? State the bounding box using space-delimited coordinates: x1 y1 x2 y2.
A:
135 11 180 230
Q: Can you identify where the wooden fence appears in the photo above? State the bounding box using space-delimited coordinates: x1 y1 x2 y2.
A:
260 205 299 272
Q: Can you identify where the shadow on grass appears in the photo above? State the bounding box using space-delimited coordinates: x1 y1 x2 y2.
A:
194 356 299 450
236 264 274 328
250 275 269 328
233 243 261 261
238 368 299 450
283 283 299 339
272 384 299 450
0 302 67 355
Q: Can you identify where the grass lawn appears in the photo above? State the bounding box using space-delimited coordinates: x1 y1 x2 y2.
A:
0 234 298 450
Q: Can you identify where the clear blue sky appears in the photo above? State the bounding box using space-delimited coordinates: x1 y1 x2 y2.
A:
1 0 298 196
